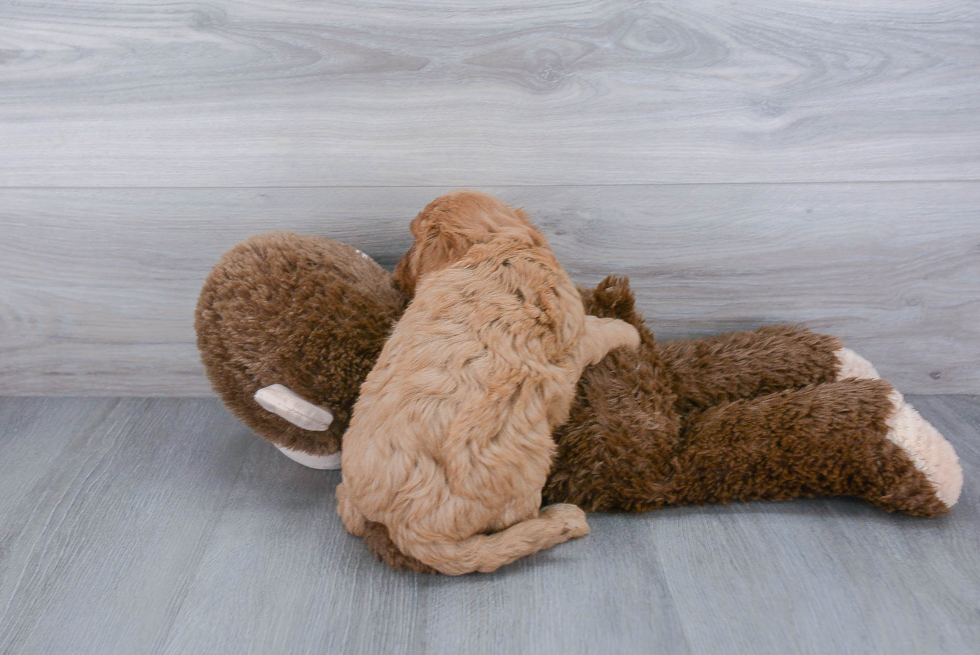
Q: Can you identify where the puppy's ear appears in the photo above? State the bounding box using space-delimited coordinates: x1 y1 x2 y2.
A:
392 224 471 294
416 224 471 278
392 244 417 296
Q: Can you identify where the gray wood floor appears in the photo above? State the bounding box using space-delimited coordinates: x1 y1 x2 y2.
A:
0 395 977 655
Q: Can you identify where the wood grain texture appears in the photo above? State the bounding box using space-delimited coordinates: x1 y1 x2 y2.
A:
1 184 977 395
0 395 977 654
0 398 253 655
1 0 978 186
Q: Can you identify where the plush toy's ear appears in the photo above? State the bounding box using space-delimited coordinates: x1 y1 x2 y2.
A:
253 385 342 469
254 384 334 431
274 443 342 470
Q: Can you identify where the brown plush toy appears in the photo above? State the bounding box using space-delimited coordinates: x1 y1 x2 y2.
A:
195 192 963 574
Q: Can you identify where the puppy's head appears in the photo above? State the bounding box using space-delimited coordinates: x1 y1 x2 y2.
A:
393 191 543 294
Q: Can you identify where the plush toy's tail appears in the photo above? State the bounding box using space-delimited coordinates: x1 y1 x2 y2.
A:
393 504 589 576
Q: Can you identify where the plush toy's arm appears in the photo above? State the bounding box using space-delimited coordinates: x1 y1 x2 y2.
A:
253 384 342 470
577 278 872 410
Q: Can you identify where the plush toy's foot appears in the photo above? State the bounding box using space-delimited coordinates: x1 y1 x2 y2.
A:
254 384 334 431
835 347 881 381
833 350 961 511
884 390 963 509
274 444 342 470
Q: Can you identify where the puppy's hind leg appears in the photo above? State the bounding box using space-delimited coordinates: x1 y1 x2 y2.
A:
397 504 590 576
335 482 368 537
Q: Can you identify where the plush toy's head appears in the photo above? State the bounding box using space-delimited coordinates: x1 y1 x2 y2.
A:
197 192 539 464
392 190 542 295
195 232 408 457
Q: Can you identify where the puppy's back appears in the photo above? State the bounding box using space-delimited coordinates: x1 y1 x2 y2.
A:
341 235 584 537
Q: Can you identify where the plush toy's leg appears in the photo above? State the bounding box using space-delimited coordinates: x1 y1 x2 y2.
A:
667 379 961 516
659 325 866 412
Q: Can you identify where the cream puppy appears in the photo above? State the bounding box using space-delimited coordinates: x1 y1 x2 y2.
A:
336 191 640 575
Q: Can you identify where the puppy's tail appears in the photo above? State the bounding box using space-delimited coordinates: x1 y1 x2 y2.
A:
396 504 589 575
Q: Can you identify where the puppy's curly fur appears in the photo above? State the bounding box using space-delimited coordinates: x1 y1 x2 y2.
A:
336 192 640 575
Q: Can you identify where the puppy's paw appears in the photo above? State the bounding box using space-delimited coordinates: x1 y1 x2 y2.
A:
336 483 367 537
605 318 641 351
541 503 590 539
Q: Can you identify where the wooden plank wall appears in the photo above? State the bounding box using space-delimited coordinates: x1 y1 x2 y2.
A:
0 1 978 395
